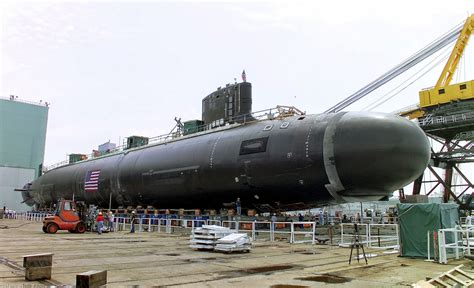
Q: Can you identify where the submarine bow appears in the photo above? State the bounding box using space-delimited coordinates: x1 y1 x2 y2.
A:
323 111 430 203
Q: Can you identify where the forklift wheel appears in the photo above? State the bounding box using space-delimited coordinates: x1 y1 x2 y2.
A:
42 226 47 233
47 223 59 234
75 222 86 233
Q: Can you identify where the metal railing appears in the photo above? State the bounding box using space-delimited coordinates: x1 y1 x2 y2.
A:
367 223 399 249
44 105 304 172
7 212 51 222
340 223 369 247
339 223 399 249
0 95 49 107
419 111 474 128
436 225 473 264
6 215 398 248
290 222 316 244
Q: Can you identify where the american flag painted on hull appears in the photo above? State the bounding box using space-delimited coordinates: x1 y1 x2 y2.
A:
84 170 100 192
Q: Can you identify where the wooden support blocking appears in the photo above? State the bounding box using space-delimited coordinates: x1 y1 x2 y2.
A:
76 270 107 288
23 253 53 281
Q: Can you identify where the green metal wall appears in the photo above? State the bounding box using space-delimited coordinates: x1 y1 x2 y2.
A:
0 98 49 177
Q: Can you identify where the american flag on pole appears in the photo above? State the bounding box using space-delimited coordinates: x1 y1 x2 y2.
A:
84 170 100 192
242 70 246 82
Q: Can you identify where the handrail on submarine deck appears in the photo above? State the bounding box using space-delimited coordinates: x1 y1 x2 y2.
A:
44 105 305 172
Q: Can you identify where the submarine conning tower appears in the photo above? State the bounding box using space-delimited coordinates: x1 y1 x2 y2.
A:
201 82 254 130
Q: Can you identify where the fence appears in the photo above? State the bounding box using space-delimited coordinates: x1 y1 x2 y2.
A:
222 220 316 244
367 224 399 249
340 223 369 247
115 217 213 234
5 214 399 248
339 223 399 249
436 225 474 264
7 212 50 222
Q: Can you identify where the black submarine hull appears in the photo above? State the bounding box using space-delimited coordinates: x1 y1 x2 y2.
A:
23 111 430 211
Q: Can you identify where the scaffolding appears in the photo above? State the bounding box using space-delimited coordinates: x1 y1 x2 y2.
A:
412 124 474 204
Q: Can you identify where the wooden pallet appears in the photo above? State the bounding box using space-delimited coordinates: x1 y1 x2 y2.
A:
413 264 474 287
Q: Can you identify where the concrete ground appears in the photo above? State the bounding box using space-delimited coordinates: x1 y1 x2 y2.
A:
0 219 472 287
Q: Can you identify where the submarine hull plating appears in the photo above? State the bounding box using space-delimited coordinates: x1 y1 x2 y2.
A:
24 112 430 211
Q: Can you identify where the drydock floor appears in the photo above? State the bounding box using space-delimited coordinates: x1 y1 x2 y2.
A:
0 219 472 287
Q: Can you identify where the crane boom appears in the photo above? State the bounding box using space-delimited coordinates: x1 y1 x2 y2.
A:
436 14 474 88
398 14 474 119
324 21 463 113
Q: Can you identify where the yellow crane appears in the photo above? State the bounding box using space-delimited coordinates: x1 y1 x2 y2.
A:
401 14 474 119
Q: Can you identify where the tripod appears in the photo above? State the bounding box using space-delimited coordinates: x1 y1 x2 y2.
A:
349 223 368 264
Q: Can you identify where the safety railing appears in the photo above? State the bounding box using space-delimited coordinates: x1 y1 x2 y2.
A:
375 216 398 224
221 220 315 244
346 216 398 225
114 217 210 234
339 223 369 247
7 215 397 248
44 105 304 172
290 222 316 244
7 212 50 222
2 211 18 219
419 111 474 128
252 221 273 241
206 219 222 226
340 223 398 249
313 216 342 225
271 221 292 242
437 225 473 264
367 224 399 249
0 95 49 107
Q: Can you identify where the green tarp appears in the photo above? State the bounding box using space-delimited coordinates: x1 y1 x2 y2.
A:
397 203 458 258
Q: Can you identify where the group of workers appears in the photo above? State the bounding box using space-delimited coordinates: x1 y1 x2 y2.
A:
0 206 16 219
95 210 138 234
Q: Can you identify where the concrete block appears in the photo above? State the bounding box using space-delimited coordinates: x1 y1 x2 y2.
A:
23 253 53 281
25 266 52 280
76 270 107 288
403 195 429 203
23 253 53 268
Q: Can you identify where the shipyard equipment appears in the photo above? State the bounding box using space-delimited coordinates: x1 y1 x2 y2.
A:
319 14 474 205
399 14 474 204
42 199 86 234
401 14 474 121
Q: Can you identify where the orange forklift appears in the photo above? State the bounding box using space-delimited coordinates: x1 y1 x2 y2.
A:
42 199 87 234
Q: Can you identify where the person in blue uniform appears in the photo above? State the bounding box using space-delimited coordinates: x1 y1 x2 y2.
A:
236 198 241 216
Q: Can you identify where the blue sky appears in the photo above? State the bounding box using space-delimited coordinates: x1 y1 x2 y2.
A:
1 0 473 166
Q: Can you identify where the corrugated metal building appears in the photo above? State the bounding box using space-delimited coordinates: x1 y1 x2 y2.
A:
0 97 48 212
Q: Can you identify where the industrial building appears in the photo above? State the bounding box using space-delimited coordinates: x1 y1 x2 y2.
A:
0 96 48 212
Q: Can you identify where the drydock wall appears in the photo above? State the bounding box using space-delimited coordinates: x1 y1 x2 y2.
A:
0 98 48 212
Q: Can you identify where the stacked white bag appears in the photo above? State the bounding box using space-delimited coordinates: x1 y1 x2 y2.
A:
214 233 251 253
189 225 234 250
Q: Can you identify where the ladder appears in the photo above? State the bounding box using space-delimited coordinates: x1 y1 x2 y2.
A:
414 264 474 287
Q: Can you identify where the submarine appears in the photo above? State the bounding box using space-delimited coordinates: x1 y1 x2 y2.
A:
21 81 431 211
